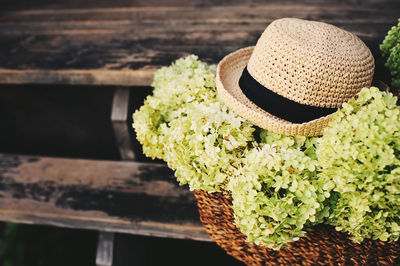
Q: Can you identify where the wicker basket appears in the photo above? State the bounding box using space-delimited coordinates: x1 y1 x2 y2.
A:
194 190 400 265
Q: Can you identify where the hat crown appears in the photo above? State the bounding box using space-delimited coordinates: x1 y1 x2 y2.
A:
247 18 374 108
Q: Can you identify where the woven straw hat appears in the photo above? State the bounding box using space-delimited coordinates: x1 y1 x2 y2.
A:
217 18 374 136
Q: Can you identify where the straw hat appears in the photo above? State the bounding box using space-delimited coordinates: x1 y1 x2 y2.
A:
216 18 374 136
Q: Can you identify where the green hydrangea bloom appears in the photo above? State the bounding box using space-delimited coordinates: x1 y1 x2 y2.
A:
380 19 400 90
228 131 331 249
133 55 255 192
318 87 400 243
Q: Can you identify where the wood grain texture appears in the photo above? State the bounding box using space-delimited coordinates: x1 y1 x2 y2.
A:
96 232 114 266
0 153 210 241
1 0 399 11
111 88 135 160
0 2 398 86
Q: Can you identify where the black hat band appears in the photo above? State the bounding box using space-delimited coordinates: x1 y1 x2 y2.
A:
239 67 337 124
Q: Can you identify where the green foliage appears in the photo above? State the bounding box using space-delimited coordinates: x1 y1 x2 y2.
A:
133 56 400 249
318 87 400 243
381 19 400 90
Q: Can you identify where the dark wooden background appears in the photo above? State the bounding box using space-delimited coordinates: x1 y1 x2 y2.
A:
0 0 398 86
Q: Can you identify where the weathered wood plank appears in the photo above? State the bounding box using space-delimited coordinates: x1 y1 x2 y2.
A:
111 88 135 160
1 5 397 24
98 87 133 266
1 0 399 11
96 232 114 266
0 3 398 86
0 153 210 241
0 69 154 86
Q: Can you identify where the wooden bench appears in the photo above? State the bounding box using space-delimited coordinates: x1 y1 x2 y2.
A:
0 0 399 265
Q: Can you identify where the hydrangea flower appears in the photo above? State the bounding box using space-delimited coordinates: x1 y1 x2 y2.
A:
133 55 255 192
318 87 400 243
228 131 331 249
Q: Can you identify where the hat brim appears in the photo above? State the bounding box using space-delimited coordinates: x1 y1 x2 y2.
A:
216 46 336 136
